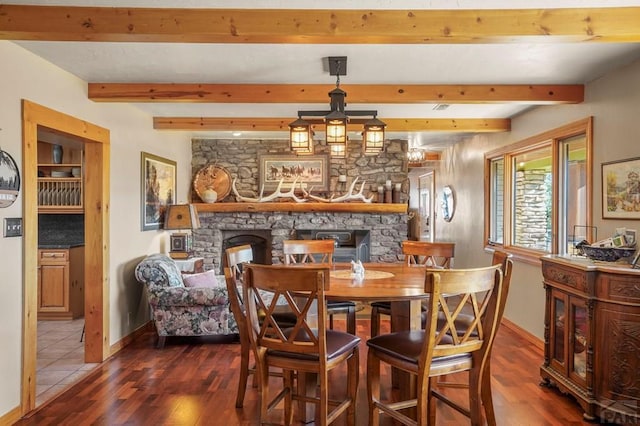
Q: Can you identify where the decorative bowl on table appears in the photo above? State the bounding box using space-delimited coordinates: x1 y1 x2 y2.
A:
580 245 636 262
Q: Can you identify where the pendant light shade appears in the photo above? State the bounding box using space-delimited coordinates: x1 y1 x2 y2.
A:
289 117 314 154
362 117 386 155
325 111 348 145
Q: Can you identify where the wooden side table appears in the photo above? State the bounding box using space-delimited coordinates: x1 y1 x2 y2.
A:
174 257 204 274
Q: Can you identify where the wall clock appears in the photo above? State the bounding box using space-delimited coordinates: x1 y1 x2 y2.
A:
0 149 20 208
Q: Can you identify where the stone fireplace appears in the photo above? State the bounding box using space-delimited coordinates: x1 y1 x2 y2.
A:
192 210 408 272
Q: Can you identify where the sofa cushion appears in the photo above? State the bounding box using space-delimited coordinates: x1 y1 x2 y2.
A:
183 270 223 288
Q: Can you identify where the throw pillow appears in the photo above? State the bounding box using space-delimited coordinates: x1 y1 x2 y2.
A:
182 269 220 288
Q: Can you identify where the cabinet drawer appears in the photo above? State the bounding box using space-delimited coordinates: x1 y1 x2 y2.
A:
597 274 640 303
39 250 69 263
542 262 588 294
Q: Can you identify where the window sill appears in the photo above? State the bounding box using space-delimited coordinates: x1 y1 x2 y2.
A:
484 245 547 267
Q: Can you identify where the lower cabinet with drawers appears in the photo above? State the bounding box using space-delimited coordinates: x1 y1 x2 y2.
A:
38 246 85 320
540 255 640 424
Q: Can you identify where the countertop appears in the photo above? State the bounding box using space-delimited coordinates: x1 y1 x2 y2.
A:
38 242 85 249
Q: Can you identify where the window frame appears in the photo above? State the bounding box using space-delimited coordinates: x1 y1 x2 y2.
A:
484 117 593 265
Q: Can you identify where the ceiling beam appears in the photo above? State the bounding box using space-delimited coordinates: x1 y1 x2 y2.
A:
1 6 640 43
153 117 510 133
89 83 583 104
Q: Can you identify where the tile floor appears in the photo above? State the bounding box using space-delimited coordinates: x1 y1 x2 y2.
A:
36 319 99 407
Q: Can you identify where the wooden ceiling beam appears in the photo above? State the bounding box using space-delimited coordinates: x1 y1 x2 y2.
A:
2 6 640 43
153 117 510 133
89 83 583 104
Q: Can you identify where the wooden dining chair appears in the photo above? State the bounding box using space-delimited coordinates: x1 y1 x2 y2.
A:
431 250 513 426
370 240 455 337
243 263 360 425
224 244 297 408
282 239 357 335
366 263 503 426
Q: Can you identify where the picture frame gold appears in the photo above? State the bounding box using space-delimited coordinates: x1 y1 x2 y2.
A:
141 152 177 231
602 156 640 220
259 154 329 191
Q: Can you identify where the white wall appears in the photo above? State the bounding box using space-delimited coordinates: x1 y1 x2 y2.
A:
0 41 192 416
435 56 640 340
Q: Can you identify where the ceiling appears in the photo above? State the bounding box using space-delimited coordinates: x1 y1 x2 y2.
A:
4 1 640 151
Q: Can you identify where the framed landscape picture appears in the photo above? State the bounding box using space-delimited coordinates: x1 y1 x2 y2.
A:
602 156 640 219
259 154 329 191
141 152 176 230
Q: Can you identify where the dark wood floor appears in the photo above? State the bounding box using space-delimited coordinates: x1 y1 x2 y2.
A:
16 319 594 425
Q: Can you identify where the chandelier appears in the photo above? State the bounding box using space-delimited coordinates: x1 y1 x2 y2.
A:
407 140 425 167
289 56 386 157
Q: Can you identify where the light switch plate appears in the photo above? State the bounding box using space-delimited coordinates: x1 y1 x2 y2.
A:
4 218 22 237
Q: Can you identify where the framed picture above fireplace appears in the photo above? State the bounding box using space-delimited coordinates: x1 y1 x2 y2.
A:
259 154 329 192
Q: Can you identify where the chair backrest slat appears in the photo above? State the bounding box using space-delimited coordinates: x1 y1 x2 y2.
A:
243 264 330 357
402 241 455 268
224 244 254 332
283 239 334 265
421 264 502 367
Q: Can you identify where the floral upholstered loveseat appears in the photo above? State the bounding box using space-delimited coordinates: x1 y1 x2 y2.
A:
134 254 238 348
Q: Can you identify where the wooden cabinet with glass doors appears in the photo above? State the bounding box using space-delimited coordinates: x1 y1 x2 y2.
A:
541 255 640 424
37 141 83 213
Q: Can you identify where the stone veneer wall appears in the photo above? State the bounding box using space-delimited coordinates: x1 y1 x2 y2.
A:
190 138 410 270
193 210 408 272
191 138 408 202
514 169 551 250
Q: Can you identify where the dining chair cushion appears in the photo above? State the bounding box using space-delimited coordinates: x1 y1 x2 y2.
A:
271 329 361 361
327 300 356 309
366 330 457 365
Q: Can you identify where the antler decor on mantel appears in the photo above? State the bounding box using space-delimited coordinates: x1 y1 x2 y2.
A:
303 177 373 203
231 178 307 203
231 176 373 203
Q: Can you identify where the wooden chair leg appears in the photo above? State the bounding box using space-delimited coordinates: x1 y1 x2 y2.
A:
346 349 359 426
370 306 380 338
329 313 335 330
235 338 251 408
481 362 497 426
469 364 483 426
284 370 294 426
346 306 356 335
367 351 381 426
427 376 437 425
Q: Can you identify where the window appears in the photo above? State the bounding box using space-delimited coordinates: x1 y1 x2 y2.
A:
485 118 592 263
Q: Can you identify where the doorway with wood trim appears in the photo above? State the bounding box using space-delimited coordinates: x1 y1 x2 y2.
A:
21 100 110 415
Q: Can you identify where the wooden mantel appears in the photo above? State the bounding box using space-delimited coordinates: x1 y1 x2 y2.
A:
193 202 407 214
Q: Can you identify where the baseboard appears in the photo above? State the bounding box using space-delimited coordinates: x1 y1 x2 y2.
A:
109 321 153 356
0 404 23 426
501 318 544 351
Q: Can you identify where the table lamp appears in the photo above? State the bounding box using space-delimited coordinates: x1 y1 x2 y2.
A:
164 204 200 259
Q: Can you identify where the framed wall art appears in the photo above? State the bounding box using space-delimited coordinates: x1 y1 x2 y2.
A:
141 152 176 231
602 156 640 219
259 154 329 191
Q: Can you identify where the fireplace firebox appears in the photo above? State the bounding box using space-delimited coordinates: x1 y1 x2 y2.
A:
295 230 370 263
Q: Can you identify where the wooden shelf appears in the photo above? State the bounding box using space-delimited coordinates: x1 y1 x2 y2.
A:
194 202 408 214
